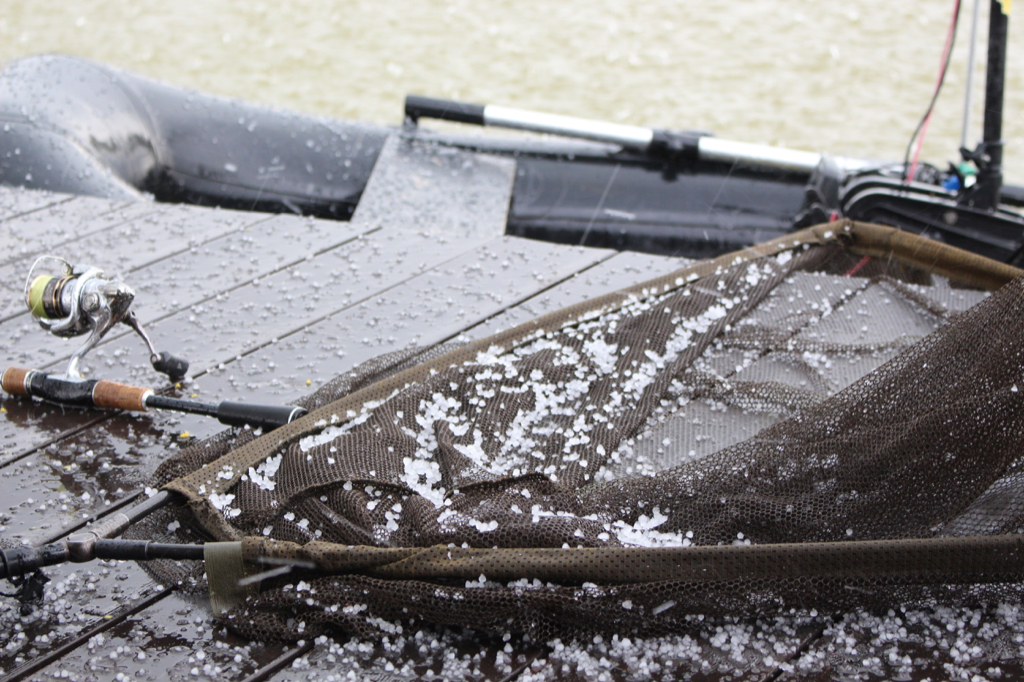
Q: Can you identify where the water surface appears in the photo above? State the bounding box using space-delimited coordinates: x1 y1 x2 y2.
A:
2 0 1024 182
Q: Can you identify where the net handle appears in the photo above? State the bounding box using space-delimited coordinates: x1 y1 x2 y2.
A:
238 534 1024 586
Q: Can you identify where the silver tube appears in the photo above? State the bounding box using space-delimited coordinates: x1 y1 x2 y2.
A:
482 103 873 173
696 137 822 173
483 105 654 150
696 137 873 174
962 0 983 150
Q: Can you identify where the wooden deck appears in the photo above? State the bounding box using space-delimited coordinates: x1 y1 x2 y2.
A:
1 137 1022 681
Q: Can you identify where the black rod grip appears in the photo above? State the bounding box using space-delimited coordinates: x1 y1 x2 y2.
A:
217 401 308 431
146 394 220 418
405 95 485 125
25 373 98 408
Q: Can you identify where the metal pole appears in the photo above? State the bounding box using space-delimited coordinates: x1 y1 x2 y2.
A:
405 95 875 173
961 0 983 150
972 0 1009 209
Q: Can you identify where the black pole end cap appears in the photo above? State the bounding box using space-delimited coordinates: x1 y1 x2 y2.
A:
405 95 486 126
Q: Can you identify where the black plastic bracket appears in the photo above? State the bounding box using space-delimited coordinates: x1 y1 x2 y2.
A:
648 130 702 162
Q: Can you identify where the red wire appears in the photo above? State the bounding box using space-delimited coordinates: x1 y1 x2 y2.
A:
844 255 872 277
907 0 962 183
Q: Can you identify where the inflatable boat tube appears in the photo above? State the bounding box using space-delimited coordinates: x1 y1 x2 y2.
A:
0 54 815 257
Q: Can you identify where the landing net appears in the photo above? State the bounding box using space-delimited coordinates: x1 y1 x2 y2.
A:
129 221 1024 641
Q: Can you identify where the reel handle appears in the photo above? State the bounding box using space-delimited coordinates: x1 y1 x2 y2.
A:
151 351 189 383
122 312 189 383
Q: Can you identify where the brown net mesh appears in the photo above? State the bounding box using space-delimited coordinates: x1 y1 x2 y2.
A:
130 221 1024 642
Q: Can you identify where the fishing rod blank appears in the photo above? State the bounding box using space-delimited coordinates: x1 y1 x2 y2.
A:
0 538 204 580
1 367 307 431
405 94 874 174
0 489 188 579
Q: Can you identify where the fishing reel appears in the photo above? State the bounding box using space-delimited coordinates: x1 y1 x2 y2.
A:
24 256 188 382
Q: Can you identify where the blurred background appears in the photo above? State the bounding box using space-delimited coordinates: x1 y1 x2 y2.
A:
2 0 1023 181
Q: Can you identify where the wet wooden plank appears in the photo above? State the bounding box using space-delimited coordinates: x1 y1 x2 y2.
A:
109 228 480 384
0 195 148 265
149 235 614 409
0 185 72 221
352 135 515 244
0 410 205 545
11 587 293 682
0 562 168 679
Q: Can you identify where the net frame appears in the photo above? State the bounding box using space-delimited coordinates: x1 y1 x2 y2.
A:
140 220 1024 640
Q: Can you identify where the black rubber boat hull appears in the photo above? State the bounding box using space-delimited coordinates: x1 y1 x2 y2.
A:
0 55 812 259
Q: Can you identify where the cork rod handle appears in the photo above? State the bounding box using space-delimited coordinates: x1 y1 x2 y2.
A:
1 367 152 412
1 367 33 396
92 380 153 412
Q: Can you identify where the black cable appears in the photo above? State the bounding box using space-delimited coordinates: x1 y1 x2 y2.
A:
903 0 963 181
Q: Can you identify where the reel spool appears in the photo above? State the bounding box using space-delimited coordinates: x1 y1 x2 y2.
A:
24 256 188 382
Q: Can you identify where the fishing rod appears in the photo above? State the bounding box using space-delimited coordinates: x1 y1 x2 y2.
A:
960 0 983 152
1 524 202 580
404 94 874 174
959 0 1010 210
0 488 183 575
1 367 307 430
2 256 307 430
